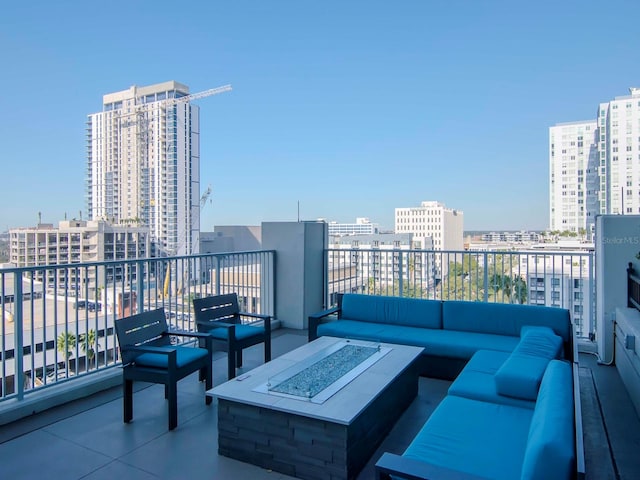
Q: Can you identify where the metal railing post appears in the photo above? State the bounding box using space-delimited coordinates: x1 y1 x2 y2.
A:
136 259 144 314
483 252 489 302
397 251 404 297
215 256 221 295
14 273 24 400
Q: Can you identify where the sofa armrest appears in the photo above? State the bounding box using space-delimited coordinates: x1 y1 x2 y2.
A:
375 453 486 480
308 306 340 342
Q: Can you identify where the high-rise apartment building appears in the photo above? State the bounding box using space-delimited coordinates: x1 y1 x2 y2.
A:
550 87 640 233
86 81 201 256
597 88 640 216
394 201 464 251
549 120 598 233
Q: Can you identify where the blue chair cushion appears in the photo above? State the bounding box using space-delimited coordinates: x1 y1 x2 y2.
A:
134 346 208 369
448 350 536 409
521 360 575 480
403 395 534 480
341 294 442 329
208 324 265 341
495 327 563 400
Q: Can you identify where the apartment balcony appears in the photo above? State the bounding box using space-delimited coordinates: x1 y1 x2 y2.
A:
1 221 639 479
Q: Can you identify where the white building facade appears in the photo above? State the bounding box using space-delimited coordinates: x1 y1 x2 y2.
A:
326 218 379 236
550 87 640 233
394 201 464 251
86 81 200 256
597 88 640 217
549 120 598 234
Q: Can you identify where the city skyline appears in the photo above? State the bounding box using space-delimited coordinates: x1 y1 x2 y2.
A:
2 1 640 232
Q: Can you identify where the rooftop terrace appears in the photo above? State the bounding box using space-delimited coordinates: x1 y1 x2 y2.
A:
0 329 639 480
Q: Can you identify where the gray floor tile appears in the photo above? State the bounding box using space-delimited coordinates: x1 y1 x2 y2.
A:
0 430 112 480
81 460 161 480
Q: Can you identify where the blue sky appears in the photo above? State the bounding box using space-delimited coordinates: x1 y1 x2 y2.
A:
2 1 640 232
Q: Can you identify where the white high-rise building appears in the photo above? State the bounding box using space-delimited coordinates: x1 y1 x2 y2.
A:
549 120 598 233
394 201 464 251
551 87 640 233
86 81 200 256
597 88 640 216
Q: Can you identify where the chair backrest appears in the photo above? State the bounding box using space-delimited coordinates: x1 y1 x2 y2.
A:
193 294 240 327
115 308 171 364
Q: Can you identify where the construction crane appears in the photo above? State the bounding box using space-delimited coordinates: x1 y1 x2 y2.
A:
115 84 232 118
168 85 232 105
163 185 213 298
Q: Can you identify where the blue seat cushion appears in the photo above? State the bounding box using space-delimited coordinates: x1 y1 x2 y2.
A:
448 350 536 409
403 395 533 480
521 360 575 480
317 320 520 360
134 346 208 368
341 294 442 329
207 324 265 341
495 327 563 400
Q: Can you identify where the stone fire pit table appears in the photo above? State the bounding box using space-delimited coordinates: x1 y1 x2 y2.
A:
207 336 422 480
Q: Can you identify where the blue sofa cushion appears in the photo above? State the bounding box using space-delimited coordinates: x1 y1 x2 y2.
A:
442 301 571 343
521 360 575 480
341 294 442 329
403 395 534 480
134 346 208 369
448 350 536 409
318 320 520 359
495 328 563 400
317 319 392 343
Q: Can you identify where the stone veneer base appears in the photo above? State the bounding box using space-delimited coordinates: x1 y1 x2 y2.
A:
217 361 418 480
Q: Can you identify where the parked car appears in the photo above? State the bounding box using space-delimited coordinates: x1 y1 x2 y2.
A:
74 300 87 310
87 301 102 312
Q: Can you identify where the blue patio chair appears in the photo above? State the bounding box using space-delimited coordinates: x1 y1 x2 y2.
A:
192 293 271 380
114 308 213 430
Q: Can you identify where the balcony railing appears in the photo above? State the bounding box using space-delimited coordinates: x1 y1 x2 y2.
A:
0 250 275 403
1 246 596 409
327 248 595 339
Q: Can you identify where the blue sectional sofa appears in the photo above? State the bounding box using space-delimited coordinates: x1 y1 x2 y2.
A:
309 293 576 378
307 294 584 480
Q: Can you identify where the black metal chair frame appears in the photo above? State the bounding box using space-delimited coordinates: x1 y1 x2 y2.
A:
192 293 271 380
114 308 213 430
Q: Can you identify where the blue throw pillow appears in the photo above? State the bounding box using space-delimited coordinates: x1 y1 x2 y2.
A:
494 328 563 400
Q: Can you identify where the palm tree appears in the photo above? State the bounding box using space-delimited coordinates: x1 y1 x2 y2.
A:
79 329 98 369
56 332 76 374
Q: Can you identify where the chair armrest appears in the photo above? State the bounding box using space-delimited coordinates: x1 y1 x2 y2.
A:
240 312 271 321
239 312 272 332
168 330 214 352
308 306 340 342
168 330 210 339
375 453 486 480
